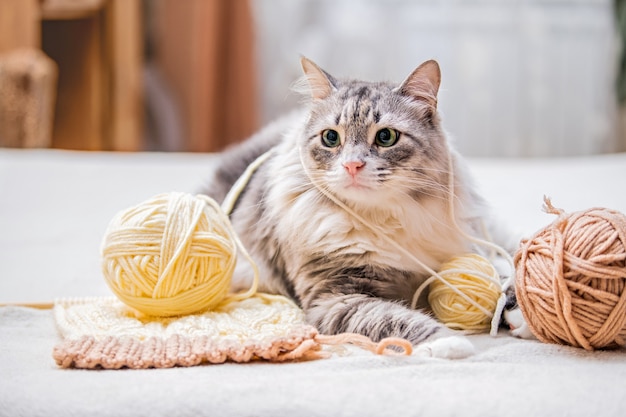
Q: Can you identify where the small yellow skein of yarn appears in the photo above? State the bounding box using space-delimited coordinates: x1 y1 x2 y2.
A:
410 253 507 334
428 254 502 332
101 192 253 317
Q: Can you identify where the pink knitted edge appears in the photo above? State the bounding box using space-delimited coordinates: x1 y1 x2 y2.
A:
53 324 321 369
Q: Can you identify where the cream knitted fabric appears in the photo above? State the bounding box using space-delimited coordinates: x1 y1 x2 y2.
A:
53 295 324 369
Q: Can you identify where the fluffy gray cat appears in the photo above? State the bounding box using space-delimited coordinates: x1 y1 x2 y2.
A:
203 57 527 358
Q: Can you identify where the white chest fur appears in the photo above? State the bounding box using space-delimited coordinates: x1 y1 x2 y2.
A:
268 178 467 274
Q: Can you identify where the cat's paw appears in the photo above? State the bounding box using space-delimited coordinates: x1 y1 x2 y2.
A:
414 336 475 359
502 286 536 339
503 308 535 339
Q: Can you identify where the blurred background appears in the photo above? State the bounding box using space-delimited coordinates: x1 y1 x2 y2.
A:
0 0 623 157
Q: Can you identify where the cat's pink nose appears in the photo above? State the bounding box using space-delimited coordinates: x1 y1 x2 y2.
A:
343 160 365 176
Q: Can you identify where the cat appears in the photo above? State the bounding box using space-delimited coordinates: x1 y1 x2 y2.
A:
202 57 527 359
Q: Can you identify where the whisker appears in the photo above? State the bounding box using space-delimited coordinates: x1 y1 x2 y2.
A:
395 178 450 195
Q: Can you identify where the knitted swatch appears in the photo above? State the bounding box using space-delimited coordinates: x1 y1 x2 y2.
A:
53 295 327 369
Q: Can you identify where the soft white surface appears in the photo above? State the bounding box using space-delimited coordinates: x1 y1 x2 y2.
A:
1 149 625 417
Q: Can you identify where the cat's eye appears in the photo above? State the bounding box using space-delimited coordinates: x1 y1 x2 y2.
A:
321 129 341 148
375 128 399 147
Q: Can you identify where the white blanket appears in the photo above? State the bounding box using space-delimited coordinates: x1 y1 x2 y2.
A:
1 149 625 417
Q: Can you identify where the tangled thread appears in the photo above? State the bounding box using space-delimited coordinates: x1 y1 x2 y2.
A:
515 197 626 350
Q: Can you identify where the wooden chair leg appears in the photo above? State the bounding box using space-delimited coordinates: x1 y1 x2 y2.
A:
0 48 58 148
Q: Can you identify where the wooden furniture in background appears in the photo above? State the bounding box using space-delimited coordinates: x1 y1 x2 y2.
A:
152 0 258 152
0 49 58 148
0 0 40 53
42 0 143 151
0 0 143 151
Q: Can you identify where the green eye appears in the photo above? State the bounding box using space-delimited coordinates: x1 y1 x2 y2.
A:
321 129 341 148
375 128 399 147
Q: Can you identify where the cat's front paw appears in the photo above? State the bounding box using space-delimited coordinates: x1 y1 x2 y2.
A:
502 286 536 339
503 308 535 339
414 336 475 359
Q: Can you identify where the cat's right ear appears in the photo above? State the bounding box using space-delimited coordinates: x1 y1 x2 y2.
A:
300 56 338 100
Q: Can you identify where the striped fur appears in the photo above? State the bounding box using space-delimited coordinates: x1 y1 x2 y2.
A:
202 59 514 352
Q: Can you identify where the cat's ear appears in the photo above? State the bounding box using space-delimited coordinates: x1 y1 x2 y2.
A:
397 60 441 109
300 56 338 100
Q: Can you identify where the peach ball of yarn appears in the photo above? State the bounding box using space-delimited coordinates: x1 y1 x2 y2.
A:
514 197 626 350
101 192 238 317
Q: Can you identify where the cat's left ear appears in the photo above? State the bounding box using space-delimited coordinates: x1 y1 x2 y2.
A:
397 60 441 109
300 56 338 100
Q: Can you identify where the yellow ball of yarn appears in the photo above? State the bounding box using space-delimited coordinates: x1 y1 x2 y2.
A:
101 192 237 317
429 254 502 331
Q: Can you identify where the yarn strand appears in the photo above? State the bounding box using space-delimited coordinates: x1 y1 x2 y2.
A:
215 150 277 305
314 333 413 356
222 150 275 216
440 149 514 334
